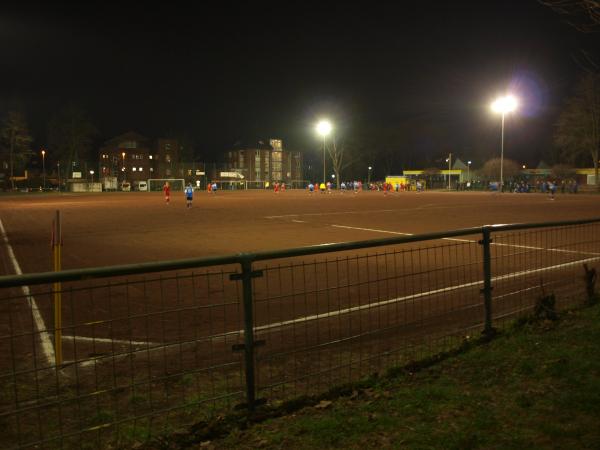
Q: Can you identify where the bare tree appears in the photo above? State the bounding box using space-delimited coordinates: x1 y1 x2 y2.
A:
554 73 600 189
539 0 599 33
551 163 577 179
47 105 98 178
540 1 599 71
327 137 355 189
481 158 521 181
0 111 33 189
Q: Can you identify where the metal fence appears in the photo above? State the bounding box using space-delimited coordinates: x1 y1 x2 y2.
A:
0 218 599 449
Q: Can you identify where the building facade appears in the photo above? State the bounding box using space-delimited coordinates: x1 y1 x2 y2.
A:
226 139 303 185
99 132 180 183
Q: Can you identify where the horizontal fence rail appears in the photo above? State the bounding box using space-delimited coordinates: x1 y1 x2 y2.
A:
0 218 599 449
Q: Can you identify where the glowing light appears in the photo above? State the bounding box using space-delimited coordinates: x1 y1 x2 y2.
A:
316 120 332 137
491 95 518 114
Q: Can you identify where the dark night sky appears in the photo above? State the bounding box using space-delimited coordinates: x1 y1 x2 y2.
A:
0 1 597 169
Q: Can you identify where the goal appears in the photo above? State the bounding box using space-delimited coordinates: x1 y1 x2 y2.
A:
148 179 185 191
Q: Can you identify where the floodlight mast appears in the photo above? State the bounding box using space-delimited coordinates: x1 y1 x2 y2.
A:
491 95 518 191
316 120 332 185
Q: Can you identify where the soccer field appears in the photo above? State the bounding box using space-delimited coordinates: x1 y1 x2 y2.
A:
1 189 599 448
0 189 598 272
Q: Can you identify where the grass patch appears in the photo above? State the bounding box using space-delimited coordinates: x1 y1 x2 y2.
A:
186 303 600 450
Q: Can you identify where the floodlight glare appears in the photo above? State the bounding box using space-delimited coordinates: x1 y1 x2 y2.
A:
491 95 518 114
316 119 333 185
316 120 332 137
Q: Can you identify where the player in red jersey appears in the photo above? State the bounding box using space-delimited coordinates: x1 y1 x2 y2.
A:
163 181 171 204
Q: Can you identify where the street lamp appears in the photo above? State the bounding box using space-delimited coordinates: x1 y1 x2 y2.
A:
89 170 94 183
445 153 452 190
316 120 332 185
368 166 372 185
467 160 472 182
491 95 518 192
41 149 46 190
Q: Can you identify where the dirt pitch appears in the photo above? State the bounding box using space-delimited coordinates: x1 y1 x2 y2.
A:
0 189 598 273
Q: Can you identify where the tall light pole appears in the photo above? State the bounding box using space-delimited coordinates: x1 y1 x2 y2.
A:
368 166 372 185
316 120 332 185
445 153 452 190
41 149 46 190
90 170 94 184
467 160 472 182
121 152 126 181
491 95 518 192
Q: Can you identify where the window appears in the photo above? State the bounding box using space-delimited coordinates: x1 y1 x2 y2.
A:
166 154 171 163
132 167 137 172
149 155 153 160
150 167 154 172
138 167 143 172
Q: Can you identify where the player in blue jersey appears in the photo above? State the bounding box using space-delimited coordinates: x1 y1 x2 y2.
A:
184 183 194 208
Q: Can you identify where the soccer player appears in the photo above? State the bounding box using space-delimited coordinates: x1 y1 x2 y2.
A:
308 182 314 193
184 183 194 208
163 181 171 204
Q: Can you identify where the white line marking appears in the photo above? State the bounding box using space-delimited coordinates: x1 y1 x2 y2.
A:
62 335 158 346
0 218 55 366
332 224 412 236
265 209 395 219
491 241 600 256
244 255 600 335
331 224 600 256
291 220 306 223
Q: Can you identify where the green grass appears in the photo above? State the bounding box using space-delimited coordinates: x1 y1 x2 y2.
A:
198 303 600 450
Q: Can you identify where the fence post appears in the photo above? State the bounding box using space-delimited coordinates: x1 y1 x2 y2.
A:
230 256 263 410
480 226 496 338
52 210 63 366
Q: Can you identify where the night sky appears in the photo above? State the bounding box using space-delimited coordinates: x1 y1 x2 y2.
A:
1 1 597 171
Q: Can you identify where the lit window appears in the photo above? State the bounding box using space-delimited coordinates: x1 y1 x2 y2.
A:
138 167 143 172
132 167 137 172
149 155 153 160
150 167 154 172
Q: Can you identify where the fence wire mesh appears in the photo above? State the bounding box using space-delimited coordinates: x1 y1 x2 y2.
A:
0 268 245 449
0 220 599 449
